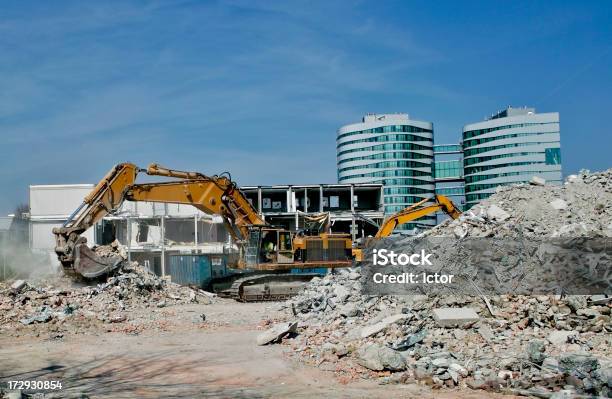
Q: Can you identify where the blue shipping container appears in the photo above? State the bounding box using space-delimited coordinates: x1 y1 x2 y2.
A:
290 267 328 276
168 255 212 287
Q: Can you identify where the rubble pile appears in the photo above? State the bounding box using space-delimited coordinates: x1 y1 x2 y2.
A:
0 257 212 336
426 169 612 240
283 170 612 397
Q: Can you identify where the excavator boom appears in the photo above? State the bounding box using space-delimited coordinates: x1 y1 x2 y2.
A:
53 162 353 290
352 195 462 262
375 194 461 238
53 163 266 277
54 162 457 299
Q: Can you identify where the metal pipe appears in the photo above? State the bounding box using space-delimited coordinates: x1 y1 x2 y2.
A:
63 201 86 227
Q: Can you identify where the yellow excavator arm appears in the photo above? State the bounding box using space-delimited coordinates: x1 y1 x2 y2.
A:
53 163 265 277
54 163 458 281
375 194 461 238
352 195 462 262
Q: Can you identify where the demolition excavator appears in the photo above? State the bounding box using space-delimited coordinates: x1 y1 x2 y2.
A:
54 162 461 301
351 195 462 262
53 162 355 301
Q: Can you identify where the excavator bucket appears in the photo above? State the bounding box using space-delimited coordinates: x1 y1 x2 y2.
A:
54 227 124 279
72 243 124 278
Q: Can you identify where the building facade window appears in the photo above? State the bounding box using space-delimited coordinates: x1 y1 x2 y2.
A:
337 114 435 231
545 148 562 165
462 107 561 207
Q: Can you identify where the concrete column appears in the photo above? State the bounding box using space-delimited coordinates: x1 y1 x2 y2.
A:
127 217 131 263
160 216 166 277
295 212 299 231
304 188 308 213
350 185 355 212
257 187 263 216
319 185 324 212
194 214 198 251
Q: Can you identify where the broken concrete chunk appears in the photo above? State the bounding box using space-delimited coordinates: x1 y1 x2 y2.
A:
110 314 127 323
549 198 568 210
478 325 494 341
449 363 469 378
19 310 52 325
348 271 361 280
256 321 298 345
10 279 26 293
453 226 468 239
432 308 479 328
530 176 546 186
547 330 576 346
559 352 599 375
333 285 350 303
391 328 427 351
432 357 450 368
4 391 23 399
487 205 510 222
360 313 410 338
588 295 611 305
357 344 406 371
565 296 588 312
339 303 360 317
542 357 560 372
527 340 546 364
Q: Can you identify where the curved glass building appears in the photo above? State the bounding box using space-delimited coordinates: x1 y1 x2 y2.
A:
463 107 562 207
337 113 435 231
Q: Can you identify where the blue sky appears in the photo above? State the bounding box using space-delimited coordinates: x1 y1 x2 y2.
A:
1 0 611 214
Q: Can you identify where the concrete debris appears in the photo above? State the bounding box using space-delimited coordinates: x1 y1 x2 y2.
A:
432 308 479 328
281 169 612 396
3 391 22 399
550 198 568 210
547 330 576 346
390 328 427 351
530 176 546 186
256 321 298 345
357 344 406 371
1 255 213 335
19 308 52 325
558 352 599 375
10 280 26 293
360 313 410 338
527 339 547 364
486 204 510 222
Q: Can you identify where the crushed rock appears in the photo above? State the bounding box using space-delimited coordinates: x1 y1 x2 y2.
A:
0 248 213 336
281 169 612 397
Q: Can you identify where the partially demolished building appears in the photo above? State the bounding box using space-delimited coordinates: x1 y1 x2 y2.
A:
27 183 385 280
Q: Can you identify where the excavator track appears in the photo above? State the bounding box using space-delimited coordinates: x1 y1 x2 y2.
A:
220 273 320 302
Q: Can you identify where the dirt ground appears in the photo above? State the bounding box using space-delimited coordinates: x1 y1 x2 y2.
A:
0 299 519 399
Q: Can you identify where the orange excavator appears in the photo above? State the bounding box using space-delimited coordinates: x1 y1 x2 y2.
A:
54 162 461 300
351 195 462 261
53 163 354 300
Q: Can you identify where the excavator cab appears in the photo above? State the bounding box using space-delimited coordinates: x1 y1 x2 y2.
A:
242 226 295 267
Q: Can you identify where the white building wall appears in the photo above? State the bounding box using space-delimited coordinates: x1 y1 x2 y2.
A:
30 184 94 218
29 184 96 254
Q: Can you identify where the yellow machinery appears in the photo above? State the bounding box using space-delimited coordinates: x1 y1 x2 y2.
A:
53 163 353 300
352 195 462 262
53 162 461 300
